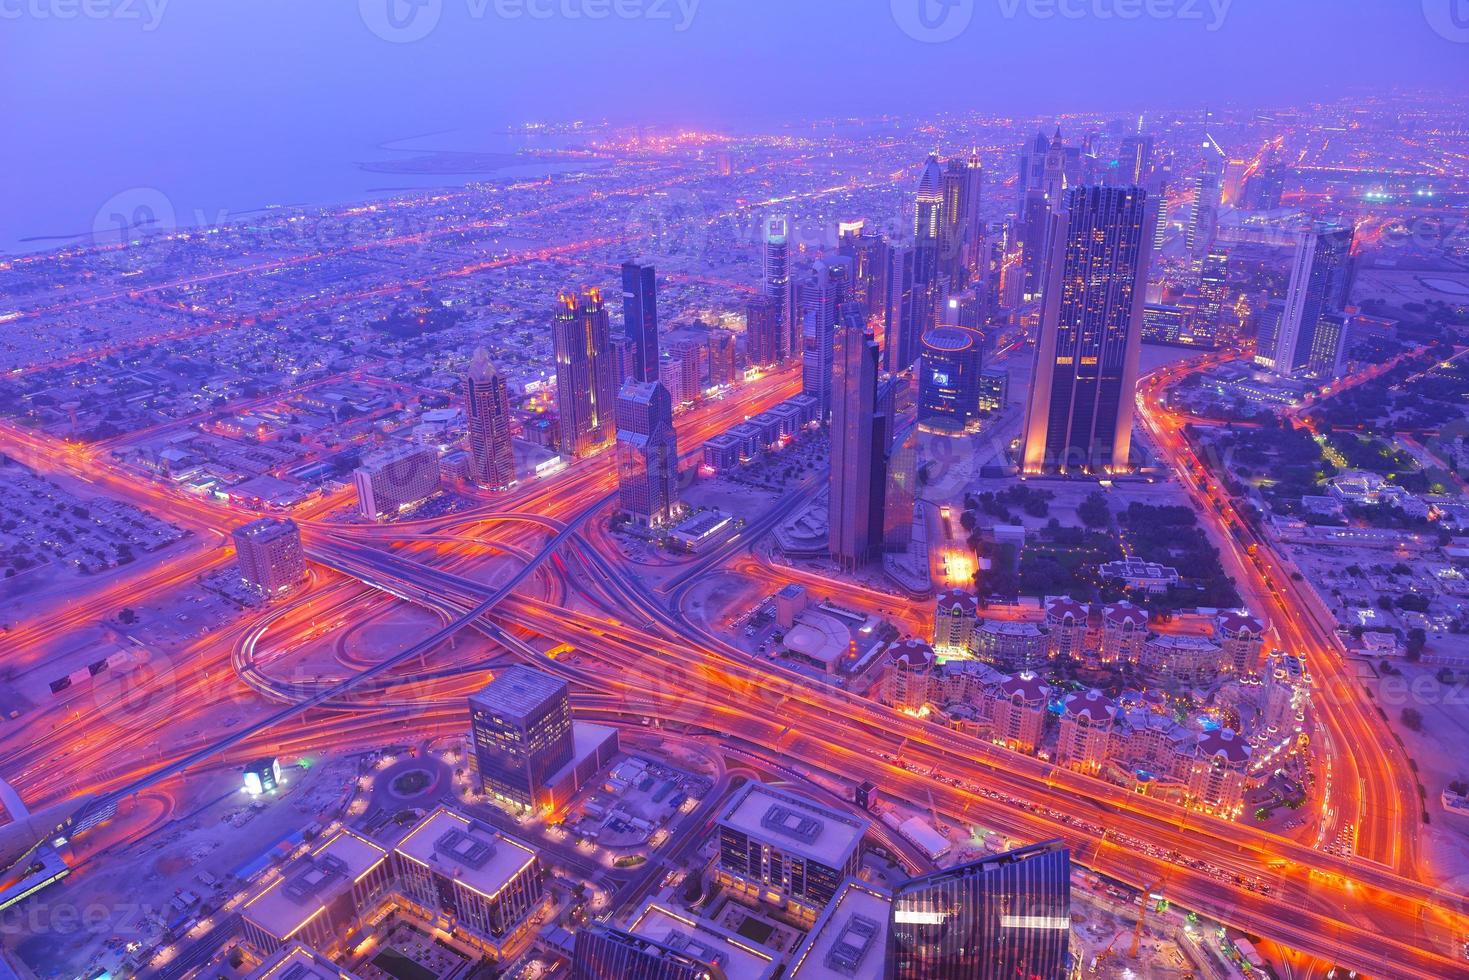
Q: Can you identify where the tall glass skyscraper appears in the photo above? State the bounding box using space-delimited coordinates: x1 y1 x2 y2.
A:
797 257 853 419
615 379 680 527
1271 223 1354 380
465 348 516 490
888 840 1072 980
1021 186 1154 474
553 287 619 458
828 305 886 571
621 261 660 384
763 218 793 361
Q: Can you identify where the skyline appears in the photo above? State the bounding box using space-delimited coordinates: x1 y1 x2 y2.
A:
1 5 1469 979
5 2 1469 251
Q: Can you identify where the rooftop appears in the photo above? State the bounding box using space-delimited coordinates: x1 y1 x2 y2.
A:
249 943 363 980
788 879 892 980
628 902 779 980
241 828 387 942
468 664 568 722
394 806 539 901
719 783 868 869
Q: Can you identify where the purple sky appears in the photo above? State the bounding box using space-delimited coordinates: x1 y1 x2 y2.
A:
3 0 1465 248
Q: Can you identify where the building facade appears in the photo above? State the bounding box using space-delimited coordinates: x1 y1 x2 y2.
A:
465 349 516 490
616 380 681 527
553 287 619 458
468 666 574 809
1021 186 1154 474
232 517 307 597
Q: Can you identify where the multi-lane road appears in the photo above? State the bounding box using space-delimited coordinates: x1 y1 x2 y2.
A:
2 356 1468 976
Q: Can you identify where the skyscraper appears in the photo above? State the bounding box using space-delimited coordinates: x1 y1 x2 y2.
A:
829 305 886 571
464 349 516 490
616 379 681 527
797 257 853 419
469 665 574 809
917 326 985 432
884 243 920 374
839 222 891 323
745 294 782 371
913 155 945 290
1022 186 1155 474
1187 128 1226 257
621 261 660 383
553 287 618 458
232 517 307 597
940 154 983 287
763 218 794 361
1018 130 1073 301
888 840 1072 980
1271 223 1354 380
1242 164 1287 211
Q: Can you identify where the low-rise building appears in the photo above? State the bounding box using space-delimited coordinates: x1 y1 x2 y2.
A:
1142 633 1225 687
972 619 1049 671
1098 558 1180 595
715 782 868 924
392 806 547 958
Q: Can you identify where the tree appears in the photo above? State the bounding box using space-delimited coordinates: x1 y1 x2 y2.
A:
1401 707 1424 733
1405 627 1427 660
1078 491 1110 528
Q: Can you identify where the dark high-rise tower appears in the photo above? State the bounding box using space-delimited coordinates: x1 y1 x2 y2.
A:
829 304 886 571
1271 223 1354 379
616 380 680 527
913 155 945 289
839 223 891 324
762 219 794 361
465 349 516 490
940 154 983 288
621 262 660 383
885 243 920 375
918 326 985 432
468 665 574 809
745 294 782 371
888 840 1072 980
552 287 618 458
1022 186 1155 474
797 257 853 419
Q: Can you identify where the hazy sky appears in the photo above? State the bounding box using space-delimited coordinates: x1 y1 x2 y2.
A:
3 0 1465 246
